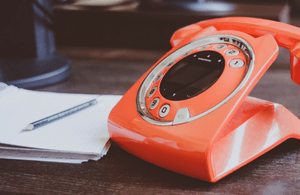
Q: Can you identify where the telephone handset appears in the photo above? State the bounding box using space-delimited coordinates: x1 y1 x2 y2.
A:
108 17 300 182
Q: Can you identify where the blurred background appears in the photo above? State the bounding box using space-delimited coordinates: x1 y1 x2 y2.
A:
1 0 300 88
54 0 300 75
54 0 294 50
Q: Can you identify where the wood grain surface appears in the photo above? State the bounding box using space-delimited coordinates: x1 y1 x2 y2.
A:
1 48 300 194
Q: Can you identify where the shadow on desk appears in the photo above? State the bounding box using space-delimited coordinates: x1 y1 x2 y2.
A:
1 140 300 194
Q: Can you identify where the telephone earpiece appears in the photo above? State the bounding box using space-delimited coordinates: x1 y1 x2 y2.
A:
171 17 300 85
108 17 300 182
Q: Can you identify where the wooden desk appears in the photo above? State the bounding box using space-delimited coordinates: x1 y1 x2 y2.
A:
1 47 300 194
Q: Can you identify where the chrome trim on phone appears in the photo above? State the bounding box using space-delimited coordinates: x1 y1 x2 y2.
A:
136 34 255 126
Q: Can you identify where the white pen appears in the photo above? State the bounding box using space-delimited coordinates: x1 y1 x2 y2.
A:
22 96 102 132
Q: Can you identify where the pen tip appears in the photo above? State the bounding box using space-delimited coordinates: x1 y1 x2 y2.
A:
22 124 34 132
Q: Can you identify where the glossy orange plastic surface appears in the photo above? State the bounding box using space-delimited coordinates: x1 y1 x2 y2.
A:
108 17 300 182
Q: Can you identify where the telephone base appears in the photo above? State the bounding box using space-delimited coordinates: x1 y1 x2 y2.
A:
108 96 300 182
211 96 300 182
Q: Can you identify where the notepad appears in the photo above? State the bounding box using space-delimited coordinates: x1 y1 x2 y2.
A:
0 82 122 163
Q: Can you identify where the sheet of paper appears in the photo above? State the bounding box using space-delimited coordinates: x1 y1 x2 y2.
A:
0 87 122 156
0 156 87 164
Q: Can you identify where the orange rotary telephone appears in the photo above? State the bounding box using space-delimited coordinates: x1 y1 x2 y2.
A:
108 17 300 182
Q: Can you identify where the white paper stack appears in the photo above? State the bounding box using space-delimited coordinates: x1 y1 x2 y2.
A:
0 82 121 163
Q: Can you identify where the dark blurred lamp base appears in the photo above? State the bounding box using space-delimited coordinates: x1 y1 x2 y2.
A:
0 54 71 89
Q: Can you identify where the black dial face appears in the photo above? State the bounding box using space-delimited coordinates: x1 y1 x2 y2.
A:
160 50 225 101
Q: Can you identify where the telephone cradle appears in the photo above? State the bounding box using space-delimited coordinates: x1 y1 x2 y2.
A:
108 17 300 182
